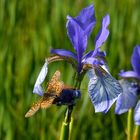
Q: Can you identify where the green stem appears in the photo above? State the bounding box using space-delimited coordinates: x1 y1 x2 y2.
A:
132 125 139 140
60 121 69 140
127 109 133 140
60 72 82 140
60 107 73 140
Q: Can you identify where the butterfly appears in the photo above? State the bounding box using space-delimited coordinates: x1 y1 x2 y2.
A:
25 70 81 118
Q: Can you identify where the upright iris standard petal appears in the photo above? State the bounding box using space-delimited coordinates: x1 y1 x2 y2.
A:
66 18 87 71
66 18 87 55
134 100 140 125
94 14 110 51
88 66 122 113
115 80 138 114
33 61 48 96
74 4 96 37
50 48 77 60
131 45 140 76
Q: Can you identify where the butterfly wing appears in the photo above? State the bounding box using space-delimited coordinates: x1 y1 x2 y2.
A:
25 96 56 118
25 98 43 118
46 70 64 96
25 70 64 118
88 65 122 113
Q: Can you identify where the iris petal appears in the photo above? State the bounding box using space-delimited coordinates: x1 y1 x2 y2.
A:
94 14 110 51
119 71 140 80
74 4 96 37
83 50 106 63
66 18 87 55
131 45 140 76
82 57 104 66
66 18 87 71
134 100 140 125
50 48 77 60
115 80 138 114
33 61 48 96
88 66 122 113
82 50 95 61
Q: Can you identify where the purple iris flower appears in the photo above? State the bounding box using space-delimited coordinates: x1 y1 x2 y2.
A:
32 4 122 114
115 45 140 125
50 4 110 73
50 4 122 113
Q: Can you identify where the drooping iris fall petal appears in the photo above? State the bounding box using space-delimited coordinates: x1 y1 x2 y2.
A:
88 66 122 113
134 100 140 125
33 61 48 96
115 80 138 114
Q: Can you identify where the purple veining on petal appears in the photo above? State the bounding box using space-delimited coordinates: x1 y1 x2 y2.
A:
50 48 77 60
88 67 122 113
131 45 140 76
94 14 110 52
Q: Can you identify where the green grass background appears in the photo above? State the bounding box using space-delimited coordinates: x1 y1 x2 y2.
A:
0 0 140 139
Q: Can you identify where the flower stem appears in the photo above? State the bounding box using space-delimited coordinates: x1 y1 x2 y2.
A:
132 125 139 140
60 105 73 140
127 109 132 140
60 72 82 140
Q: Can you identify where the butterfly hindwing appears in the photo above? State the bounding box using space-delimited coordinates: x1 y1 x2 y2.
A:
25 98 43 118
25 95 56 118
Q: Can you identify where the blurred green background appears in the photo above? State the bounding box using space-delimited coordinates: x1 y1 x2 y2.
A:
0 0 140 140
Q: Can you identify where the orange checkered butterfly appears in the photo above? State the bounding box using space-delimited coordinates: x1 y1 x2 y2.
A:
25 70 81 118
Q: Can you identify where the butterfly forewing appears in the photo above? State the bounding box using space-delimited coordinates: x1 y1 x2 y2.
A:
47 70 64 96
